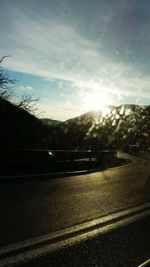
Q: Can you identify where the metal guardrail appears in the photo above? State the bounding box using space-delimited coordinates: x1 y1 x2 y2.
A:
0 149 117 163
0 149 117 176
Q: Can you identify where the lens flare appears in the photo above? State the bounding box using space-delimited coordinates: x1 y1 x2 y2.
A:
82 91 113 116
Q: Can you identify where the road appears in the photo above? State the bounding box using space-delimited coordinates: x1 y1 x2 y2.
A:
19 216 150 267
0 152 150 247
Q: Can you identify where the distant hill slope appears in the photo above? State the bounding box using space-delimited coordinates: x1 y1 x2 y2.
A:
40 118 61 126
0 100 149 151
54 104 150 151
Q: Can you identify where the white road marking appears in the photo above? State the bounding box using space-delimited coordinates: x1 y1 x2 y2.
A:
138 259 150 267
0 202 150 267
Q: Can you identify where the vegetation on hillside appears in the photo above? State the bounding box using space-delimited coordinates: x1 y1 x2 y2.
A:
47 105 150 152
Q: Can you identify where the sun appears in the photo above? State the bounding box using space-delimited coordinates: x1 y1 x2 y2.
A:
83 91 113 116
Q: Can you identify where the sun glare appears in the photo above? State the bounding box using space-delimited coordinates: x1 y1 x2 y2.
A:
83 91 113 116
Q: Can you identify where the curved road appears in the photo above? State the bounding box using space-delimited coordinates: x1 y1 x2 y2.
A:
0 152 150 246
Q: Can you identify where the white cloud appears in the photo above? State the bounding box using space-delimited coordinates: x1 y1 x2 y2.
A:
19 85 33 92
12 85 34 99
0 0 150 102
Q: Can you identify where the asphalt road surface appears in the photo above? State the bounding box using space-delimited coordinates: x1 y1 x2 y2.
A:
19 216 150 267
0 152 150 246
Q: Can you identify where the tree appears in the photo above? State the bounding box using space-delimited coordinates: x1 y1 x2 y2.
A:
0 56 39 114
17 93 39 113
0 56 14 100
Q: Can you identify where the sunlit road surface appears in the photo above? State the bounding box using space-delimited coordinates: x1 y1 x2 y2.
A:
0 152 150 247
11 216 150 267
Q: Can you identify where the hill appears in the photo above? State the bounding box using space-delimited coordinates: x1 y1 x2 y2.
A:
51 104 150 151
0 100 149 152
40 118 61 126
0 98 47 149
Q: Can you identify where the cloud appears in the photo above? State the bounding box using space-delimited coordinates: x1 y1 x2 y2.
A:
11 84 34 104
19 85 33 92
0 0 150 102
13 84 34 97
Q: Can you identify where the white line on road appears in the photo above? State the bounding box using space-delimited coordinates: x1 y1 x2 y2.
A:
0 202 150 267
138 259 150 267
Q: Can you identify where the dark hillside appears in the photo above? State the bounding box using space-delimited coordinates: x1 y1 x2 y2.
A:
0 100 150 152
0 98 46 149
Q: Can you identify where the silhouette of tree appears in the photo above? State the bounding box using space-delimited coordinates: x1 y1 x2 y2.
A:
17 93 39 113
0 56 39 114
0 56 14 100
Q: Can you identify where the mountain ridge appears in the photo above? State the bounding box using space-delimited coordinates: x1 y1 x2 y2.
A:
0 99 149 151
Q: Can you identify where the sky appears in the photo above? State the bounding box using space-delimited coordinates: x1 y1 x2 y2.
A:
1 0 150 120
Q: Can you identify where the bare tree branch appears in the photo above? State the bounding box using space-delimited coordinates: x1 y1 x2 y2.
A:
0 56 39 115
17 93 39 113
0 55 11 63
0 56 15 100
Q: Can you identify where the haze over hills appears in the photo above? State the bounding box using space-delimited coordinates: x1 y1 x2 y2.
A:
40 118 62 126
0 99 149 152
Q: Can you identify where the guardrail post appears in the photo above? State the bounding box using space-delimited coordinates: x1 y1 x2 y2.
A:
88 151 91 172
